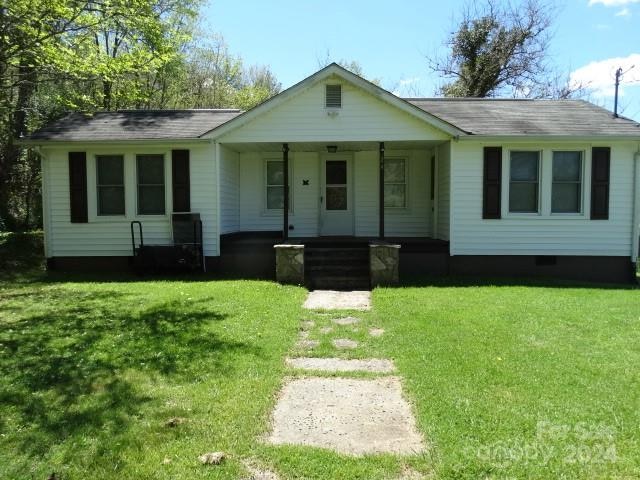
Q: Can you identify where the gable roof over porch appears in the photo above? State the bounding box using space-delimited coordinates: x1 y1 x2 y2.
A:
204 63 465 142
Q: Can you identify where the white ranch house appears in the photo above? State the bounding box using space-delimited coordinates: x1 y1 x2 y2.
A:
26 64 640 285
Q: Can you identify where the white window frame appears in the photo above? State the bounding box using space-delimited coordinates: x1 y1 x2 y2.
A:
384 156 409 209
135 153 168 217
506 149 542 215
263 157 293 214
500 144 591 219
550 150 585 216
95 154 126 217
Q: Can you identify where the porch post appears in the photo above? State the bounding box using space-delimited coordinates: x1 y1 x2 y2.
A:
283 143 289 241
379 141 385 239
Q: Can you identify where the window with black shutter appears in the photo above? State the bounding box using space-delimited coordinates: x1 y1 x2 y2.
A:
591 147 610 220
68 152 88 223
483 147 502 219
172 150 190 212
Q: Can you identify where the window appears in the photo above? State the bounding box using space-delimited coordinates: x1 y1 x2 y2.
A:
509 151 540 213
266 160 285 210
96 155 125 215
552 151 582 213
384 158 407 208
325 84 342 108
137 154 165 215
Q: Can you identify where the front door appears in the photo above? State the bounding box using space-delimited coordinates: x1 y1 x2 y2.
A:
320 158 354 235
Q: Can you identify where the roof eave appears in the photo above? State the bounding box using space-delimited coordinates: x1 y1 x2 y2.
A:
18 137 212 146
456 133 640 142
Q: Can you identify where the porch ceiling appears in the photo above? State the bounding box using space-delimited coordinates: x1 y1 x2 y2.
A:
220 140 446 153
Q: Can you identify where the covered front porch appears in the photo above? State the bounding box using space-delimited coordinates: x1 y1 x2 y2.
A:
216 140 452 286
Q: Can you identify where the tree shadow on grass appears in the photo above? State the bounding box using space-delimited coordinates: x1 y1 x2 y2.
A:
0 286 260 473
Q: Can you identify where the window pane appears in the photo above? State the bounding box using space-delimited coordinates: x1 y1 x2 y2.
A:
267 186 284 209
385 159 405 183
553 151 581 181
385 184 406 208
326 186 347 210
98 186 125 215
267 161 284 186
97 155 123 185
510 151 539 181
326 161 347 185
137 155 164 184
552 183 581 213
138 185 165 215
509 183 538 212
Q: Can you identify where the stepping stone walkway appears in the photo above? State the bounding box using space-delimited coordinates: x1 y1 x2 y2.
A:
332 338 359 349
295 339 319 349
268 377 424 455
269 290 426 456
332 316 360 325
286 357 396 373
304 290 371 310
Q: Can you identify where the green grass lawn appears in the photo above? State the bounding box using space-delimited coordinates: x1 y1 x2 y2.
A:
1 233 639 479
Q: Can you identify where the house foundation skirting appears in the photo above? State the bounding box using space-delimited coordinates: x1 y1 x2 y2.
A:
45 253 636 284
448 255 635 284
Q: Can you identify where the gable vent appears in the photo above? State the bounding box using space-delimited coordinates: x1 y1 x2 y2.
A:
325 84 342 108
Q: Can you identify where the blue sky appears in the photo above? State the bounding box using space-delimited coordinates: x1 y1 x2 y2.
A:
203 0 640 120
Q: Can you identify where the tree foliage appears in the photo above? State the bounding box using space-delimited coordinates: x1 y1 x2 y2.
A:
430 0 563 98
0 1 281 230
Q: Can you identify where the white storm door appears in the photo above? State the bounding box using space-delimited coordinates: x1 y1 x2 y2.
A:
320 158 354 236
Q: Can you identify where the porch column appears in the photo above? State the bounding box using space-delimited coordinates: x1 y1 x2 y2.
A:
379 141 385 239
283 143 289 241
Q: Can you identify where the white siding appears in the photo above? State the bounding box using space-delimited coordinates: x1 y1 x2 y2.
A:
436 142 451 241
450 141 636 256
219 145 239 234
42 143 218 257
219 76 449 143
238 151 320 237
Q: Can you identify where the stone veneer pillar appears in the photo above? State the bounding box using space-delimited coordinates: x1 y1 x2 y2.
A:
274 244 305 285
370 243 401 287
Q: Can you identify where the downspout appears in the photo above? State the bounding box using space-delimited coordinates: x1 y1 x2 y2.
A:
283 143 289 241
379 142 385 239
632 145 640 265
36 146 51 260
214 140 221 266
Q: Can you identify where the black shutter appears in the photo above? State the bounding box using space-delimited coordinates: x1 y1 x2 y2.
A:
483 146 502 219
591 147 610 220
68 152 88 223
172 149 190 212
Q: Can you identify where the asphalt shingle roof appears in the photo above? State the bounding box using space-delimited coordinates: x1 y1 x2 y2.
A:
406 98 640 136
27 109 242 141
26 99 640 142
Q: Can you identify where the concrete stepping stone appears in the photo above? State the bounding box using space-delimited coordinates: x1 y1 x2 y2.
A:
319 326 334 334
369 328 385 337
268 377 425 455
286 357 396 373
304 290 371 310
332 316 360 325
333 338 358 349
301 320 315 330
296 339 319 349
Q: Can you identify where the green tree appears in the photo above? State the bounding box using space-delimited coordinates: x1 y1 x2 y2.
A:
0 0 199 229
429 0 554 98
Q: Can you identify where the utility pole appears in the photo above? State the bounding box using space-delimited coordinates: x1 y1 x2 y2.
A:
613 65 635 118
614 67 622 118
